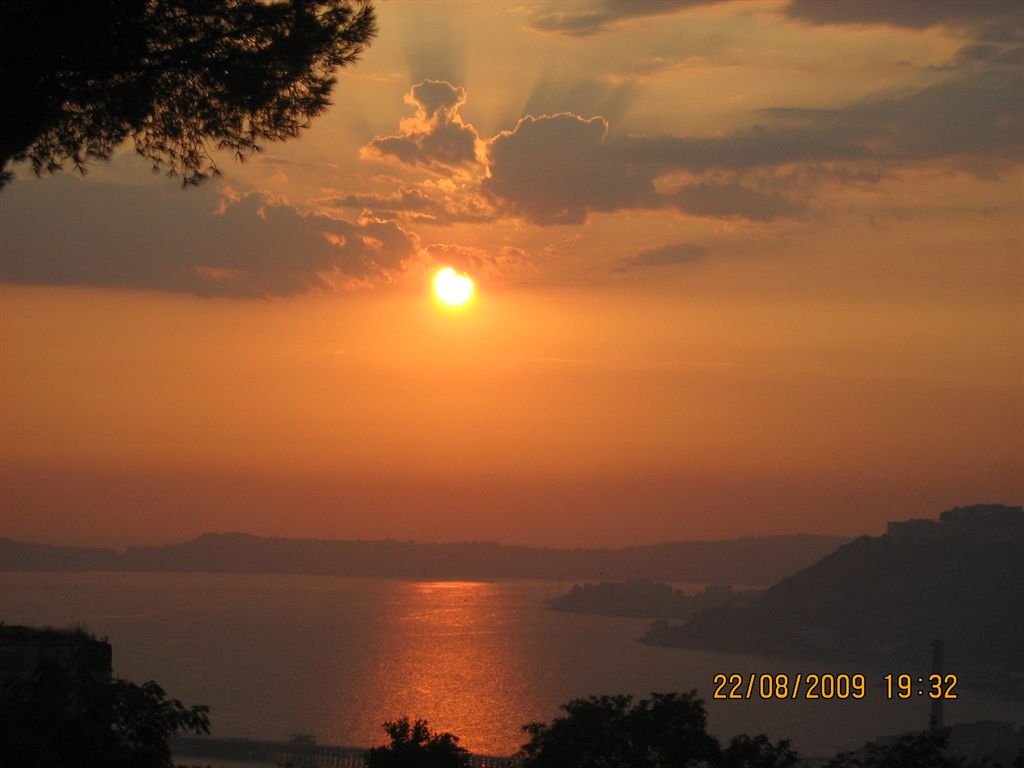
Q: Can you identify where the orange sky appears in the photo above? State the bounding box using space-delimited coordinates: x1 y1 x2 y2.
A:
1 0 1021 546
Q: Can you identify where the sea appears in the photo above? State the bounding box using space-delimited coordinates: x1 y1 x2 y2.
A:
2 571 1022 759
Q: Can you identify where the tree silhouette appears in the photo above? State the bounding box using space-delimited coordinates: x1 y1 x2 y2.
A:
0 659 210 768
519 691 798 768
720 734 800 768
520 692 716 768
363 717 471 768
0 0 376 188
825 727 1011 768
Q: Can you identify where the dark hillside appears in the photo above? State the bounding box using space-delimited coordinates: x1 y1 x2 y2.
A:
644 505 1024 684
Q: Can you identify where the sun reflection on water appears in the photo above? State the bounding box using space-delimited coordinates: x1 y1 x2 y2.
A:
329 580 536 755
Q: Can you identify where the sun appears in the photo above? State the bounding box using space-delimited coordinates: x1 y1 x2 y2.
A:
433 267 474 306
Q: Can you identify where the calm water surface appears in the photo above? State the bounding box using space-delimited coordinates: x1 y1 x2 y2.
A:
2 572 1021 756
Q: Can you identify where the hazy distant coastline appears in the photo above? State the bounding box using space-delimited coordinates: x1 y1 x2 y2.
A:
0 532 848 585
548 580 763 619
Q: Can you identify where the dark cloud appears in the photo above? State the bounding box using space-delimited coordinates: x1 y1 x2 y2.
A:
0 177 419 297
624 122 863 172
615 242 710 271
956 43 1024 68
783 0 1022 33
757 70 1023 163
362 80 484 173
483 113 657 225
669 181 803 220
528 0 726 37
785 0 1024 59
481 69 1020 226
625 69 1023 172
482 113 807 225
409 79 465 116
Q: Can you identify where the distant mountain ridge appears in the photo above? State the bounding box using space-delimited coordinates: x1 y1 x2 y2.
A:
643 504 1024 685
0 532 849 585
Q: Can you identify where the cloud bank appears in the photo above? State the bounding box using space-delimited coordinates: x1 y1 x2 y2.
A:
0 178 419 297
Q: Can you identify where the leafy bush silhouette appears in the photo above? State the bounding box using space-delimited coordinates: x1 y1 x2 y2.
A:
364 717 471 768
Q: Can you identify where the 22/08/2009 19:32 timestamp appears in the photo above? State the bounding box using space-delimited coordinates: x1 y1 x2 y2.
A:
712 673 959 700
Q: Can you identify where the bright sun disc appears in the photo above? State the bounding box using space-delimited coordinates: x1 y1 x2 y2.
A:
434 267 474 306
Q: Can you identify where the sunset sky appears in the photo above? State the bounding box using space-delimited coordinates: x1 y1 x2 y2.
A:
1 0 1021 547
